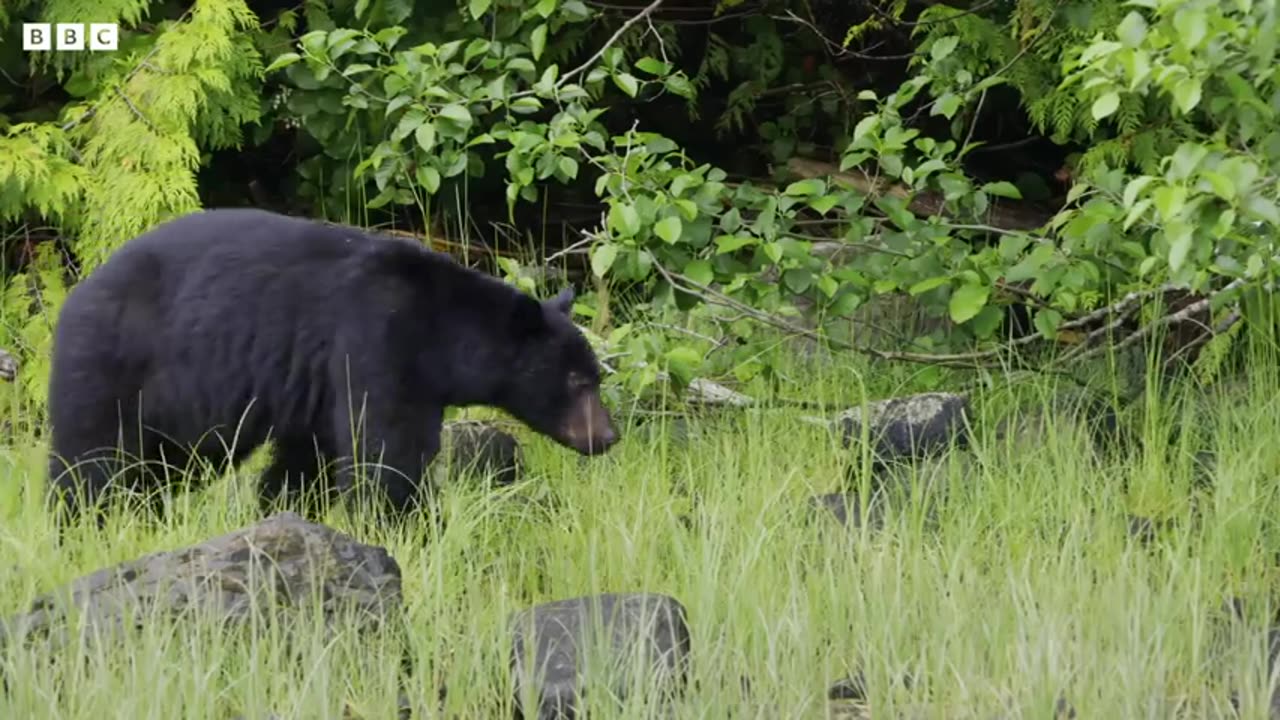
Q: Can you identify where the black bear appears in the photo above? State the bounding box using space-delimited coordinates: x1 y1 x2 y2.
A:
46 207 618 527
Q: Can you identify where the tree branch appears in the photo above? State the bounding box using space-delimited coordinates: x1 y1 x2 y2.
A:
785 156 1056 232
510 0 666 101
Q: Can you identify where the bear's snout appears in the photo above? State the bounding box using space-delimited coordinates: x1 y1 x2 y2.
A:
560 389 618 455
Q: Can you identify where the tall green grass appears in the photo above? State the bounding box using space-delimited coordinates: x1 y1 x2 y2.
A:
1 346 1279 719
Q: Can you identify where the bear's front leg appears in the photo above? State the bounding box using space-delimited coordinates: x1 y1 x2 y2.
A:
330 399 443 519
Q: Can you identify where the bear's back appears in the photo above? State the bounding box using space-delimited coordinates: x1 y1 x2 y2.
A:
116 208 374 266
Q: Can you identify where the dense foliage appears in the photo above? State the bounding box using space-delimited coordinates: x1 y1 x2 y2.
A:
1 0 1277 414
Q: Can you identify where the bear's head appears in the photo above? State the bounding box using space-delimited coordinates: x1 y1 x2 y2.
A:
498 287 618 456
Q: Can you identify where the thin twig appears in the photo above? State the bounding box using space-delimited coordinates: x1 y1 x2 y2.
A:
59 9 188 134
113 88 157 132
1054 267 1264 366
770 11 915 61
511 0 667 101
650 259 1026 370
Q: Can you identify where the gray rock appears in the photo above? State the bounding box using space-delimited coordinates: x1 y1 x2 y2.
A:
640 415 691 447
828 673 868 701
809 493 885 531
0 348 16 381
1126 514 1174 546
1 511 401 650
1191 449 1216 487
440 420 522 487
837 393 971 465
509 593 691 719
827 671 918 719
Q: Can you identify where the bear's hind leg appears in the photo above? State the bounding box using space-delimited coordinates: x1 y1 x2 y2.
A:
330 403 442 521
258 435 336 518
48 425 165 530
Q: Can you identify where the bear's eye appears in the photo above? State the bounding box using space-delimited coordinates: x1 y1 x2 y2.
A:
567 372 590 390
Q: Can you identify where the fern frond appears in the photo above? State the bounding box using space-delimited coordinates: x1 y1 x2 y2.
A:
0 124 88 223
68 0 263 271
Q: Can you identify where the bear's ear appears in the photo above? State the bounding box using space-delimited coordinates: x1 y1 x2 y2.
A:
546 287 575 316
509 294 547 336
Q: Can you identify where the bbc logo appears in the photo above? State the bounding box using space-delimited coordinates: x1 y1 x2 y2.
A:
22 23 118 51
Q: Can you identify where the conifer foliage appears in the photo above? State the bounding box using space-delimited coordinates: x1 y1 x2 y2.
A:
1 0 263 408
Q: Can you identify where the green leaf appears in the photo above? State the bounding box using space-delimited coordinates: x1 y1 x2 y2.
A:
783 269 813 294
908 276 950 296
932 93 962 119
852 115 880 143
437 104 474 131
808 194 840 215
720 207 742 233
969 305 1004 339
1169 143 1208 180
1033 308 1063 340
510 97 543 113
535 0 557 17
1091 91 1120 120
663 75 696 99
591 243 618 277
763 242 783 264
948 282 990 324
469 0 491 19
1199 171 1236 201
1123 199 1152 231
715 234 757 254
1245 196 1280 224
1171 78 1202 114
1152 185 1187 222
265 52 302 73
1123 175 1154 208
1116 11 1148 47
416 165 441 193
817 275 838 299
393 109 425 141
674 199 698 220
608 202 641 237
1005 244 1054 282
931 36 959 62
664 345 703 384
535 65 559 93
981 181 1022 199
684 259 714 286
636 57 671 76
1172 9 1207 48
414 122 436 152
784 178 826 197
613 72 639 97
506 58 537 74
561 0 590 19
557 156 579 180
655 216 683 244
530 23 548 61
1166 221 1193 273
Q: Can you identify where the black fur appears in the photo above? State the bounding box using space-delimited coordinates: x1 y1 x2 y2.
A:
46 208 617 526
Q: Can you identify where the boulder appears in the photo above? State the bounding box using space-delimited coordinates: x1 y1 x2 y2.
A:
1 511 402 650
509 593 691 719
440 420 523 488
0 348 16 381
837 393 971 465
808 493 885 532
